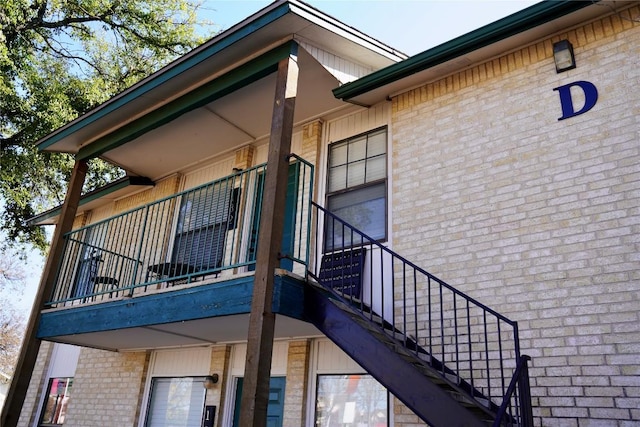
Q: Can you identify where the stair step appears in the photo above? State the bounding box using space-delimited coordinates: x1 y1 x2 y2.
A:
318 287 500 425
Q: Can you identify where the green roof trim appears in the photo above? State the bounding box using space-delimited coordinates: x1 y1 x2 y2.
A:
37 2 294 152
28 176 154 226
77 42 294 160
333 0 595 101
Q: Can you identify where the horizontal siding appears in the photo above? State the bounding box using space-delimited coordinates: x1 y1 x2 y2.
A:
299 41 374 84
152 347 212 376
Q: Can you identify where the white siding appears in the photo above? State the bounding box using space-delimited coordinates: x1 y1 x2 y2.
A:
182 156 236 190
325 103 389 143
151 347 212 377
229 341 289 376
48 344 81 378
314 339 363 374
299 41 374 84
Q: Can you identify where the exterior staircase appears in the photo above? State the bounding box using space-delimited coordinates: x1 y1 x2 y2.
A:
305 202 533 427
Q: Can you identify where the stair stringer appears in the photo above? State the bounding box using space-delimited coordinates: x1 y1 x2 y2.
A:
304 284 491 427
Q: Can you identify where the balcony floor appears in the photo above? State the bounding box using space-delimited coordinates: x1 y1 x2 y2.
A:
37 272 320 351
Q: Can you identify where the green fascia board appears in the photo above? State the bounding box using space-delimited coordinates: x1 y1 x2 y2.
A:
27 176 154 226
37 2 294 152
77 42 295 160
333 0 595 101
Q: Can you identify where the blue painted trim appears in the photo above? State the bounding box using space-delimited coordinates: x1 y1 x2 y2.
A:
37 3 294 152
37 274 306 338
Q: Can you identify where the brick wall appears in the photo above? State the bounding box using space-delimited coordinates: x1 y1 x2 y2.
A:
390 7 639 427
63 348 149 427
283 340 311 427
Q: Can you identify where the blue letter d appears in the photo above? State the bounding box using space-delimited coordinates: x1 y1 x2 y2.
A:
553 80 598 120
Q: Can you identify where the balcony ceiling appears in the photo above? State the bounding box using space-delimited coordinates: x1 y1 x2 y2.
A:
49 314 320 352
102 47 343 181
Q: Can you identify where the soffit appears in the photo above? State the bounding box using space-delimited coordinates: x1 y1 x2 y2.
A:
36 0 404 155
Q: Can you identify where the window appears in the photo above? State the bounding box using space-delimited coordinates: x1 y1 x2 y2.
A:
145 377 206 427
315 374 388 426
326 128 387 250
173 182 239 274
39 377 72 426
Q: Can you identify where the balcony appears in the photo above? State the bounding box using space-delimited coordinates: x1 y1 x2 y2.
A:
38 156 318 350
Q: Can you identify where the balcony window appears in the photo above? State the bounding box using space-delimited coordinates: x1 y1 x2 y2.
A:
326 128 387 250
39 377 72 426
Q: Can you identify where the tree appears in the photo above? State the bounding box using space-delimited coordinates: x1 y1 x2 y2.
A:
0 253 26 377
0 0 210 255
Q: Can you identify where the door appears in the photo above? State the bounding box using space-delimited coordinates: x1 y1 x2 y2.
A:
232 377 286 427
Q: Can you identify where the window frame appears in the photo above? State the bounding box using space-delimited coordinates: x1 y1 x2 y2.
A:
314 373 389 427
38 377 73 426
144 376 207 427
325 126 388 250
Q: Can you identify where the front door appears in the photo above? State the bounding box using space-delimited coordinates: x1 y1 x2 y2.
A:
232 377 286 427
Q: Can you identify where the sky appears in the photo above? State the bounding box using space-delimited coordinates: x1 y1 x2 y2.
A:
13 0 540 314
199 0 540 55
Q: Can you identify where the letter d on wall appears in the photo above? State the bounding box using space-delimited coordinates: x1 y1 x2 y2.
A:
553 80 598 120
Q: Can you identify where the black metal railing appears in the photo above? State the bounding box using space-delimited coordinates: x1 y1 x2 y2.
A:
309 202 532 426
48 156 313 307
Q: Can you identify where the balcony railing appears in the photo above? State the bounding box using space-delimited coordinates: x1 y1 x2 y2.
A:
48 155 314 307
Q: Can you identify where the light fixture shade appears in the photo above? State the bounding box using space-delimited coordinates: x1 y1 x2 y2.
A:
203 374 219 389
553 39 576 73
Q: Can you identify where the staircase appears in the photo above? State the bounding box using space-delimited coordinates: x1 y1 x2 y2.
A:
305 202 533 427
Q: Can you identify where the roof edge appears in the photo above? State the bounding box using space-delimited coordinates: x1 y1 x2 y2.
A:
333 0 596 101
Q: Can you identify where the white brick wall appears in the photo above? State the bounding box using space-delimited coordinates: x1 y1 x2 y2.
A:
390 9 639 427
64 348 149 427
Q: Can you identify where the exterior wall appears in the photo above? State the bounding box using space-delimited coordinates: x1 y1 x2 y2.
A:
390 9 639 427
64 348 149 427
283 340 311 427
298 41 375 84
16 341 54 427
208 345 232 427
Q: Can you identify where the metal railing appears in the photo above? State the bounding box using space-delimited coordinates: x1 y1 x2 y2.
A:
308 202 532 426
48 156 314 307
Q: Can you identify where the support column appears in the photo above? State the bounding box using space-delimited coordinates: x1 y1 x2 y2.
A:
239 44 298 427
1 158 88 427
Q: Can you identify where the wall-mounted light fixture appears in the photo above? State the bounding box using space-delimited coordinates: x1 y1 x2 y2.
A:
553 39 576 73
203 374 219 389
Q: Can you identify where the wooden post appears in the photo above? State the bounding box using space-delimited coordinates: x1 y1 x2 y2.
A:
1 159 88 427
239 44 298 427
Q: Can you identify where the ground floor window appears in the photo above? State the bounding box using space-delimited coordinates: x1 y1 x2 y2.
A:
315 374 387 427
39 377 72 426
145 377 206 427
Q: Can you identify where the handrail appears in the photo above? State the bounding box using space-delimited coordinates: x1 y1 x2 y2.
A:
494 355 533 427
309 201 532 425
